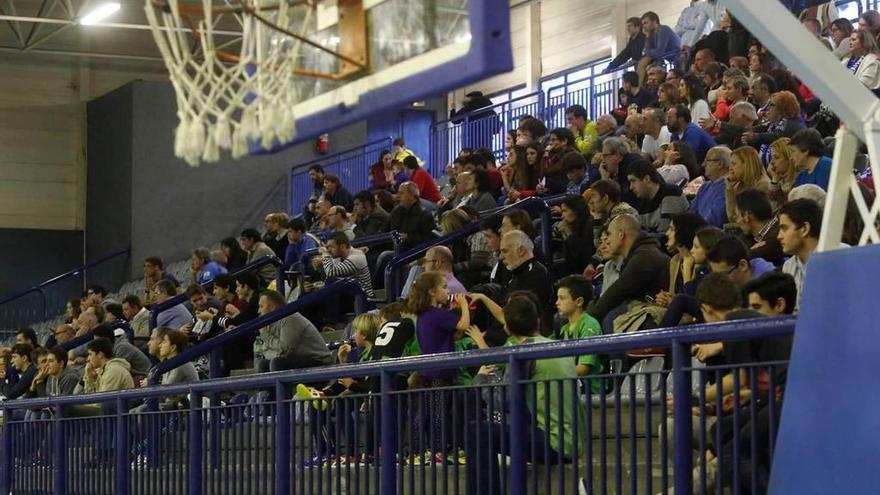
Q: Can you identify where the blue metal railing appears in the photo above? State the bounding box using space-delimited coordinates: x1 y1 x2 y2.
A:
383 196 553 301
0 247 130 335
149 278 370 382
289 137 393 214
148 255 285 330
0 315 796 495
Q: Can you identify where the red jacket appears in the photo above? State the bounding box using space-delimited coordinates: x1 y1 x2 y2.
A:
409 167 442 203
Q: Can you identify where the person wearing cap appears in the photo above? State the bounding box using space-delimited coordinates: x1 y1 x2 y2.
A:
450 91 498 149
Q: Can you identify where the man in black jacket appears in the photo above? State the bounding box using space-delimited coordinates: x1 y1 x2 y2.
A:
605 17 647 73
499 230 553 320
388 182 436 250
601 137 645 207
588 214 670 329
6 344 37 401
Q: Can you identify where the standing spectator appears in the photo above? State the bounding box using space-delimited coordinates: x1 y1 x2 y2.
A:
725 147 771 225
240 228 277 285
676 0 712 68
778 199 822 308
566 104 600 156
403 156 442 205
668 104 716 164
842 29 880 91
450 91 498 149
743 91 805 165
143 257 179 306
121 295 150 344
638 12 681 85
790 129 832 190
312 233 374 297
322 174 354 211
284 218 321 269
221 237 248 273
605 17 647 73
352 190 390 238
262 212 290 258
689 146 731 228
626 160 689 233
153 279 192 331
191 247 227 285
389 182 437 250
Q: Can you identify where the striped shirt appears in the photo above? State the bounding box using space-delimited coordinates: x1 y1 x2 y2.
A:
321 249 374 297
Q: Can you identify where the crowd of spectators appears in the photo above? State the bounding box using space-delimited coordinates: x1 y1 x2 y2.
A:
0 1 874 490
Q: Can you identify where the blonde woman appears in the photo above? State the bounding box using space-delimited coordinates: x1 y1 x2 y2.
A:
725 146 770 224
768 138 799 210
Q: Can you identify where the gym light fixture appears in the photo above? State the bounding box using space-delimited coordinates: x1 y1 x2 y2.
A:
79 2 121 26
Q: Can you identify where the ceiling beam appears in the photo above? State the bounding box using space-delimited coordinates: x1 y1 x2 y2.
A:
0 0 25 48
0 44 165 62
0 15 242 37
23 0 55 47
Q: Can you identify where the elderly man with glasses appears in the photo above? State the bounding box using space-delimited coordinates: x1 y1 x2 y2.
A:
688 146 731 227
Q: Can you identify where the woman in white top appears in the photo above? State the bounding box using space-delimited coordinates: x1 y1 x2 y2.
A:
829 18 854 60
679 73 712 125
842 30 880 91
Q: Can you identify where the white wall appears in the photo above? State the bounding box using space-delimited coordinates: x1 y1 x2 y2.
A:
0 57 166 231
466 0 691 96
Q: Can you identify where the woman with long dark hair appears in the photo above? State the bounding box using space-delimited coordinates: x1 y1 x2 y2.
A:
540 128 577 195
369 150 394 190
679 73 711 124
554 195 595 275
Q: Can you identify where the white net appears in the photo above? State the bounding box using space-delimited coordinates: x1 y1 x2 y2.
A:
145 0 312 166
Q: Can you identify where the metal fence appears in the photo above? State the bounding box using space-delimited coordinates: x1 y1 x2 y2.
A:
0 316 795 495
289 138 393 215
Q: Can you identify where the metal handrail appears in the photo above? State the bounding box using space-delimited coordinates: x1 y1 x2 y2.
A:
4 316 795 409
434 90 544 128
148 278 370 383
0 247 130 326
59 319 134 352
148 255 284 330
383 196 553 301
302 230 403 262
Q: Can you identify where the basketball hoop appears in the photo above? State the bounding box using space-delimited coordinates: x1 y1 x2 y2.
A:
144 0 368 166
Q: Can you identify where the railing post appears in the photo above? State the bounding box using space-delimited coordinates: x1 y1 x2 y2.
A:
189 390 203 495
0 405 12 493
115 397 130 495
276 264 285 298
672 339 694 495
209 347 223 379
380 370 397 495
54 403 67 495
539 202 553 259
508 355 527 493
274 382 291 495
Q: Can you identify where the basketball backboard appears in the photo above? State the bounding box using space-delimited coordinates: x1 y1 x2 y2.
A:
145 0 512 164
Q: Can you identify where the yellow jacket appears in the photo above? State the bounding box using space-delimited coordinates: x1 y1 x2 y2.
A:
574 121 600 156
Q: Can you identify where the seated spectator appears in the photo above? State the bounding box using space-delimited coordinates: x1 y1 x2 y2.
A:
213 271 261 372
657 81 682 113
790 129 832 190
92 324 151 383
185 284 224 316
842 30 880 91
707 74 750 129
566 104 601 156
605 17 646 73
240 228 277 285
680 73 712 125
706 236 775 287
15 328 39 350
516 115 548 147
122 295 150 347
655 213 708 306
749 74 777 118
744 271 798 317
726 147 770 225
735 189 784 264
499 230 553 317
623 113 644 148
369 150 394 190
586 179 639 244
588 214 670 327
392 137 421 165
641 107 672 162
5 344 37 400
658 140 699 186
637 12 681 85
190 247 227 285
69 339 134 416
220 237 248 272
257 290 333 372
352 190 390 238
778 198 822 308
309 199 333 240
456 169 497 211
211 274 246 314
142 257 179 306
767 138 798 209
82 284 110 310
389 182 437 250
829 18 855 60
668 104 716 164
744 91 805 164
153 279 192 331
538 128 577 195
467 295 582 493
65 298 82 325
554 195 596 276
312 232 374 297
322 174 354 211
555 275 603 388
704 62 726 107
29 346 78 398
325 206 355 241
689 146 730 228
284 218 321 269
714 101 757 149
52 324 76 347
403 155 442 206
621 71 655 111
262 212 290 258
594 115 619 148
626 159 689 233
599 137 643 205
563 151 593 195
401 245 467 299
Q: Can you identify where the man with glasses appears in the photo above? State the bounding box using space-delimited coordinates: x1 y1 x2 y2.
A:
688 146 730 227
400 245 466 299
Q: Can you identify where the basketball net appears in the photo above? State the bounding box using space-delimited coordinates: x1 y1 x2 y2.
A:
145 1 312 166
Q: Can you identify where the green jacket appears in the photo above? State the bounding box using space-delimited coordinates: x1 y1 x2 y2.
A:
84 358 134 394
574 121 600 156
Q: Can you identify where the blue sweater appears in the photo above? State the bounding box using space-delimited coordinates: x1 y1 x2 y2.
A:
671 123 716 164
793 156 832 191
644 25 681 61
688 177 727 227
